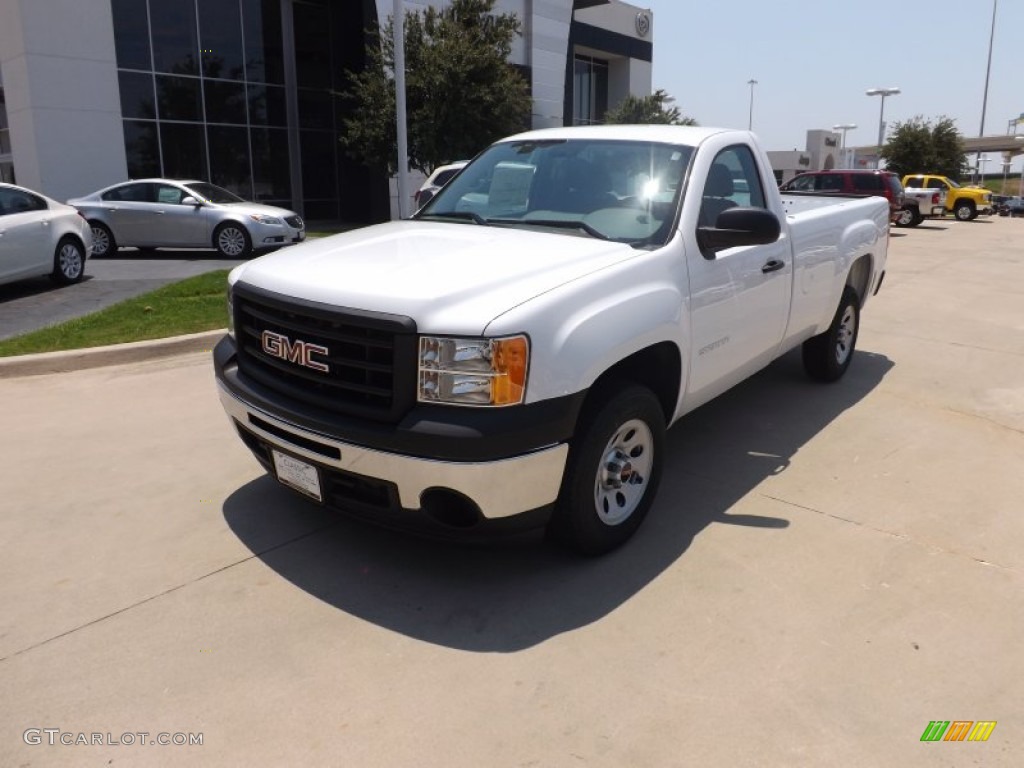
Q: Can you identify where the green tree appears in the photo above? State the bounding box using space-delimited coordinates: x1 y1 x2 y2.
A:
880 116 967 180
340 0 531 174
603 89 697 126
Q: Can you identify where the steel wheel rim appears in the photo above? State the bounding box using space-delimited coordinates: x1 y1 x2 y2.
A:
896 209 913 226
59 243 83 278
835 305 856 365
218 227 246 256
593 418 654 526
91 227 109 254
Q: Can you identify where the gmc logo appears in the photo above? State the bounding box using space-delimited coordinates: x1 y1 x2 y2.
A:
261 330 330 373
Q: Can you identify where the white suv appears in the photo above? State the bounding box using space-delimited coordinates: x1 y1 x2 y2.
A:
413 162 468 209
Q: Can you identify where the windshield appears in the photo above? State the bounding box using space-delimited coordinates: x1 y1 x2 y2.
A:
417 138 694 247
184 182 246 204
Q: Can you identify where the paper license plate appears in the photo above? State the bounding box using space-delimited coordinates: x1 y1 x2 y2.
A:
272 450 322 502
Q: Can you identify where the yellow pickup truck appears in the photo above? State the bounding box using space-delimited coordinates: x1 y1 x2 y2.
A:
901 175 993 221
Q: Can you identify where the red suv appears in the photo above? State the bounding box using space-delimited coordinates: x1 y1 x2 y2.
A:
780 170 905 221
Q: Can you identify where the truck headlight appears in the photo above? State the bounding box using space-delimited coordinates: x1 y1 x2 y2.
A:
418 335 528 406
226 287 235 339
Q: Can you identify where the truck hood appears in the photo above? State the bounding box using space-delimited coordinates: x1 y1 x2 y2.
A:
232 220 637 334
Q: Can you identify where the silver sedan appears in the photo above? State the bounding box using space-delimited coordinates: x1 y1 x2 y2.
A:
0 182 91 288
68 180 305 259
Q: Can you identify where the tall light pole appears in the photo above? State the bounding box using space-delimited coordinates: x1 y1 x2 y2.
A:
393 0 410 218
866 88 900 152
747 79 757 130
975 0 998 183
833 123 857 168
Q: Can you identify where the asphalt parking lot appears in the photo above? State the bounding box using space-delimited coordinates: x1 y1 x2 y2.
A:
0 249 247 341
1 217 1021 766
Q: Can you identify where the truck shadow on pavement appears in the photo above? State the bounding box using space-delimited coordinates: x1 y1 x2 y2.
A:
223 348 893 652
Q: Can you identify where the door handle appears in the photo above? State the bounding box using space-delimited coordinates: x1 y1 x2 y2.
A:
761 259 785 274
155 211 165 215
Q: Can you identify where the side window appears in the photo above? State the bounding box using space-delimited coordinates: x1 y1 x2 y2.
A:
699 144 767 227
102 183 153 202
817 174 843 191
0 188 47 214
904 177 923 188
155 184 184 204
852 175 883 192
786 174 814 192
926 179 945 190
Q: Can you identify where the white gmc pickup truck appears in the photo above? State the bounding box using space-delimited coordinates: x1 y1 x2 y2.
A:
214 125 889 555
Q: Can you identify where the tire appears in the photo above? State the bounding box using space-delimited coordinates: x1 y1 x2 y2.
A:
803 286 860 383
547 385 665 556
89 221 116 257
894 207 918 227
50 237 86 285
214 222 252 258
953 200 976 222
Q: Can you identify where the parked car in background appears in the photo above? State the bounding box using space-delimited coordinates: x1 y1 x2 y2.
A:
901 174 993 221
895 187 947 227
413 161 468 209
0 182 91 288
69 180 304 258
998 196 1024 217
779 169 904 222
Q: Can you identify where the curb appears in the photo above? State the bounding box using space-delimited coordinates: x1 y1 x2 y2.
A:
0 329 226 379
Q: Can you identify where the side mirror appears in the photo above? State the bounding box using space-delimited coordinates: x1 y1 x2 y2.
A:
697 207 781 255
180 196 202 207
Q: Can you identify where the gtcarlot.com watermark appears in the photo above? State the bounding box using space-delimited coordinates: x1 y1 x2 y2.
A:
23 728 203 747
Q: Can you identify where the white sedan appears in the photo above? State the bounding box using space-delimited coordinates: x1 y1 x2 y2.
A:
0 182 91 288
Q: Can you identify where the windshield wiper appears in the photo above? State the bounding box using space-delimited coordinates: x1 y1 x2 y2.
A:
418 211 488 226
488 218 612 241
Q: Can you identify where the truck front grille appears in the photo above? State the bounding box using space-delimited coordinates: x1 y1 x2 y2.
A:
233 283 417 422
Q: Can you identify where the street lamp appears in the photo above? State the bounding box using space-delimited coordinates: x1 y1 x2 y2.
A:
833 123 857 168
747 79 758 130
866 87 900 166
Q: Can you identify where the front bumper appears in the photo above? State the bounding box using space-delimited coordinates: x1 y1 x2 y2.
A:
249 220 305 248
214 336 577 533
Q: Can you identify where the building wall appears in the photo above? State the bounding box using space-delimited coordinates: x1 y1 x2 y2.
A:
0 0 126 200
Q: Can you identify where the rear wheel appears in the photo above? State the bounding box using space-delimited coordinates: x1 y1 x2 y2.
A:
89 221 116 257
954 200 976 221
894 207 916 227
547 385 665 555
50 237 86 285
802 286 860 382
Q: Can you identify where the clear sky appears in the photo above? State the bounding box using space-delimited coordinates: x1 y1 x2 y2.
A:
648 0 1024 176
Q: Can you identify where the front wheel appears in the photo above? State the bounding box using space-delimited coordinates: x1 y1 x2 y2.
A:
547 385 665 556
802 286 860 383
214 223 252 258
50 237 86 285
954 200 976 221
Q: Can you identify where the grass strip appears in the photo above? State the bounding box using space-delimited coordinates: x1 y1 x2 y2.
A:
0 270 230 358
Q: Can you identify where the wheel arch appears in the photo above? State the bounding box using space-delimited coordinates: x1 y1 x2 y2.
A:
577 341 682 426
845 253 873 307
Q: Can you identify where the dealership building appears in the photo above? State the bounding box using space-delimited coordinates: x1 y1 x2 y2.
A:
0 0 654 223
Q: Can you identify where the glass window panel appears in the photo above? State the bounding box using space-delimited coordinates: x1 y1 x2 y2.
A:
150 0 199 75
198 0 245 80
293 3 331 89
118 71 156 120
300 130 337 200
297 89 332 130
250 127 290 202
112 0 151 70
123 121 161 178
248 85 287 126
303 199 339 221
207 125 253 198
242 0 285 84
204 80 247 125
157 75 202 121
159 122 207 179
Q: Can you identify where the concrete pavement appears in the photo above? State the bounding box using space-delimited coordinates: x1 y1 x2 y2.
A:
0 216 1022 766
